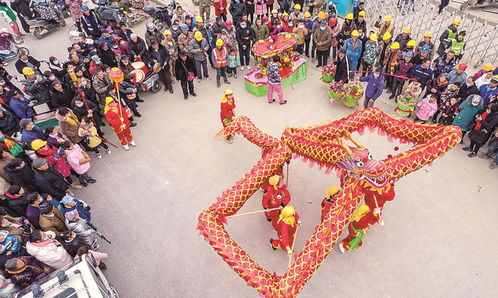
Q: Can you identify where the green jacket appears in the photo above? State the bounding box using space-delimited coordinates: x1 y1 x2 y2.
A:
252 24 269 43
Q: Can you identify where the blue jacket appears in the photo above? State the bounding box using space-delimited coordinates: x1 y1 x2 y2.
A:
360 74 385 99
410 65 433 87
452 95 483 130
479 84 498 107
21 126 46 144
60 199 91 222
0 235 20 254
9 97 34 119
343 38 363 61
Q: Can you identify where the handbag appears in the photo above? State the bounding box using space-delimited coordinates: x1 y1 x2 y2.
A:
181 61 194 81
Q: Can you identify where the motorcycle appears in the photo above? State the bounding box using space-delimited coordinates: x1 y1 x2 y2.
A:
27 2 66 39
460 0 497 10
143 5 172 31
97 0 147 27
0 30 29 61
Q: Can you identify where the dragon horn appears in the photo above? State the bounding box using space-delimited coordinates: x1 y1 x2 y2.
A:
345 132 364 149
335 136 353 156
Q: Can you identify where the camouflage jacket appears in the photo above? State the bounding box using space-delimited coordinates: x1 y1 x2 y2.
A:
177 32 193 54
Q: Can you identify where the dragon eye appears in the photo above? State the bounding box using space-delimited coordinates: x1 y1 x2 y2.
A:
367 152 373 159
356 161 364 167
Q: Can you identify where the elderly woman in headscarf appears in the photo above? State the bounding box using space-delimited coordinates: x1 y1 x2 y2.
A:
104 97 135 150
4 256 49 289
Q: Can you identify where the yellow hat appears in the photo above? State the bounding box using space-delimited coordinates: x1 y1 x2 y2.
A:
215 39 224 46
105 97 115 105
453 18 460 25
390 42 400 50
318 11 326 19
359 11 366 17
163 29 172 36
483 63 494 72
194 31 203 41
382 32 392 40
195 16 203 23
345 13 354 20
280 205 295 218
271 9 278 14
402 27 411 34
407 39 416 47
31 139 47 150
384 15 392 22
304 12 311 18
351 30 359 37
224 89 233 95
424 32 433 38
326 186 340 197
294 4 301 9
269 175 280 186
370 33 378 41
22 67 34 76
282 12 289 17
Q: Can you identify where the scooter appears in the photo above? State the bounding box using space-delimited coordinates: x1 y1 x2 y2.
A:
460 0 497 10
143 5 172 30
0 30 29 61
27 2 66 39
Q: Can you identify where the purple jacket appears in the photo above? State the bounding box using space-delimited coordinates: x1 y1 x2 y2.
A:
360 74 385 99
394 59 414 77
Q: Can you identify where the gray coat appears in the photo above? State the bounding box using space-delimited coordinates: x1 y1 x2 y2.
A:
189 38 209 62
66 218 96 246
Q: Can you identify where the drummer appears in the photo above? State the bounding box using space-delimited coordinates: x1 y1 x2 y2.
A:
119 55 135 81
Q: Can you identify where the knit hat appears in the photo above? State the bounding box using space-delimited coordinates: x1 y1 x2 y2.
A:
61 194 75 205
65 209 79 222
19 118 31 129
32 158 47 169
38 202 53 214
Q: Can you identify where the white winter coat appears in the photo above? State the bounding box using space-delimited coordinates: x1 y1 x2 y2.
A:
26 241 73 269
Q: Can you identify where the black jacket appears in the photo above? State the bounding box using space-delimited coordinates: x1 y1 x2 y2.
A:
334 56 348 83
229 1 246 22
236 26 254 48
15 56 41 75
4 163 36 191
147 45 170 68
97 48 117 68
5 191 28 217
51 86 74 108
33 167 69 200
0 109 19 136
457 84 479 102
129 37 147 59
10 0 32 18
469 111 498 144
81 11 102 37
175 57 197 81
72 99 102 127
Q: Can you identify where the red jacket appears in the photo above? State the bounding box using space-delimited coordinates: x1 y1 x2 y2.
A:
213 0 228 15
220 101 235 125
273 212 300 250
363 185 395 211
262 185 291 209
105 104 130 132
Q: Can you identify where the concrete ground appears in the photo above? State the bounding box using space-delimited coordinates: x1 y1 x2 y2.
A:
4 3 498 298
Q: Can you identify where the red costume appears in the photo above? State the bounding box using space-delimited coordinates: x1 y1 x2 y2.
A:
363 184 395 211
262 183 291 222
213 0 228 17
220 100 235 128
341 206 381 251
105 103 133 146
271 211 300 251
320 186 341 222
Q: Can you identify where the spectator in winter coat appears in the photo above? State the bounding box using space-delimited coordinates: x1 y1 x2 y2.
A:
415 32 435 59
433 51 457 77
128 34 147 61
15 54 41 76
361 34 380 75
292 21 307 55
26 230 73 270
410 59 433 89
60 194 91 222
415 94 439 123
4 185 28 217
479 76 498 107
20 119 46 145
25 193 43 229
465 104 498 157
175 52 197 100
51 82 74 108
57 108 83 145
214 0 229 21
4 256 49 289
425 74 449 98
97 42 117 68
437 20 459 56
475 71 493 89
452 94 484 140
267 55 285 104
0 108 19 136
65 210 97 248
343 30 363 78
447 63 468 86
252 18 270 43
314 22 332 68
394 27 411 53
189 32 210 81
457 76 479 101
360 66 385 108
38 202 69 236
63 141 96 187
0 230 26 267
81 7 102 38
236 20 255 70
9 91 34 119
4 158 36 191
390 51 414 99
32 159 69 200
229 0 246 27
334 48 348 83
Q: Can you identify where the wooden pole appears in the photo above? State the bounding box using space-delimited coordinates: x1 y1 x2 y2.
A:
287 223 300 268
226 206 282 219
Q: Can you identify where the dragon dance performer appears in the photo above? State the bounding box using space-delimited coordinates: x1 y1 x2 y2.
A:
320 186 341 222
339 204 383 253
270 205 301 254
104 97 136 151
262 175 291 222
220 89 236 143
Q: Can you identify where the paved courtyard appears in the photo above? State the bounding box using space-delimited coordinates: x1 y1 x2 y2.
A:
4 3 498 297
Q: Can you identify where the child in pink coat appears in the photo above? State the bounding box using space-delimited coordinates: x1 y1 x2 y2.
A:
415 94 439 123
63 141 96 187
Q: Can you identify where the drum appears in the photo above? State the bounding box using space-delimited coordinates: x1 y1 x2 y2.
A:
130 69 145 83
132 61 148 74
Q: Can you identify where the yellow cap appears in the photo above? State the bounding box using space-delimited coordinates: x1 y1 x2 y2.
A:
105 97 115 105
424 32 433 38
390 42 400 50
294 4 301 9
370 33 378 41
31 139 47 150
22 67 34 76
351 30 359 37
269 175 280 186
282 12 289 17
384 15 392 22
224 88 233 95
318 11 326 19
163 29 172 36
271 9 278 14
483 63 494 72
382 32 392 40
402 27 411 34
304 12 311 18
345 13 354 20
407 39 416 47
326 186 340 197
195 16 203 23
216 39 224 46
280 205 295 218
194 31 203 41
453 18 460 25
359 11 366 17
492 75 498 81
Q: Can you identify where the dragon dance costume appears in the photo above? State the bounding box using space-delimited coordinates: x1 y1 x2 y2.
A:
262 175 291 222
